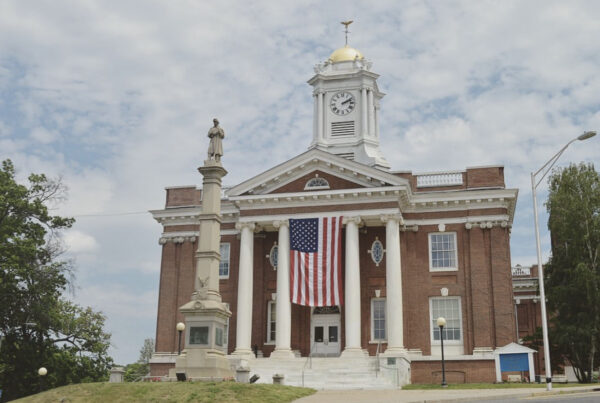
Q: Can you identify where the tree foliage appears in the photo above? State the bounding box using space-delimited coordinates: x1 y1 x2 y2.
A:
544 162 600 383
0 159 113 401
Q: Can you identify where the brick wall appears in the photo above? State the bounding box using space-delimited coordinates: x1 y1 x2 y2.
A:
411 360 496 383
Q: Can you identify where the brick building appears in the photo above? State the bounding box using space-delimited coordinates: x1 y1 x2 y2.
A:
149 42 519 385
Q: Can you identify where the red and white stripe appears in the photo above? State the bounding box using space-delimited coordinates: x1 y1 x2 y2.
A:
290 216 343 306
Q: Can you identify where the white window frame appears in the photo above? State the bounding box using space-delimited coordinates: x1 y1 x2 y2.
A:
266 300 276 344
428 232 458 272
219 243 230 279
370 298 387 343
429 297 462 346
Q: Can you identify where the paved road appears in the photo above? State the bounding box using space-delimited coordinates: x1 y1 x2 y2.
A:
482 390 600 403
294 386 600 403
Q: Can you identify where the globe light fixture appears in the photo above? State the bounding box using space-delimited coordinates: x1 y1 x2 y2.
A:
176 322 186 355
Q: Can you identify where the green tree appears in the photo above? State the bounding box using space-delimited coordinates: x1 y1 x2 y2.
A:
544 163 600 383
0 159 113 401
122 338 154 382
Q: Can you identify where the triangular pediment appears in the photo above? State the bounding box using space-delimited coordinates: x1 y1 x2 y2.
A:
226 149 408 197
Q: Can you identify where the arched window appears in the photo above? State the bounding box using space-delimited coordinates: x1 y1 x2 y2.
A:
305 176 330 190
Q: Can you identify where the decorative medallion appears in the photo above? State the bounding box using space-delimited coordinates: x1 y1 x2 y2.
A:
370 237 385 267
269 243 278 270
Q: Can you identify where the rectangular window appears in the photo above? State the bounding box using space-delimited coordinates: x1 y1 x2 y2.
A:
371 299 386 341
429 232 458 271
267 301 276 343
430 297 462 343
219 243 230 278
189 326 209 345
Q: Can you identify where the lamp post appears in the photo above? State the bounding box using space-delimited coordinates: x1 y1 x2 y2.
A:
176 322 185 355
38 367 47 393
437 317 447 388
531 130 596 392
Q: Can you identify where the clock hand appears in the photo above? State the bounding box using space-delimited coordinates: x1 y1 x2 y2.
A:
341 98 352 105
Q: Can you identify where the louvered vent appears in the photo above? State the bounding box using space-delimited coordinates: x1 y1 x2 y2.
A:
335 152 354 160
331 121 355 137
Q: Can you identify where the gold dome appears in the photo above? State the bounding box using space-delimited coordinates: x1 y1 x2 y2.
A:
329 45 364 63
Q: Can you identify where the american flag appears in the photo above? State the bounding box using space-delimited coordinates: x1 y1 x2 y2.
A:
289 216 343 307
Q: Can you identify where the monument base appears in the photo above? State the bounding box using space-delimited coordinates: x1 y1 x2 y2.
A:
168 348 233 380
172 298 234 380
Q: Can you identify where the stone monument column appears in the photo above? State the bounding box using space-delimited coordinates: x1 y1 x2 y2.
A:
169 119 233 380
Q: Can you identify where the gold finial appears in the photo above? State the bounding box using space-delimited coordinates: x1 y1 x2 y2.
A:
341 20 353 46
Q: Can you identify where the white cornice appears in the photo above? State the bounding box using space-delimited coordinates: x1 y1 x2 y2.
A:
226 148 408 197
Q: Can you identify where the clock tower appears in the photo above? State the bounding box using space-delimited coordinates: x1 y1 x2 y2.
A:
307 40 390 170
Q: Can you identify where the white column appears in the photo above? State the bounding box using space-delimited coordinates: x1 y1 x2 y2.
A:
312 93 318 145
382 215 407 356
271 220 294 359
317 91 324 142
342 216 363 357
233 222 255 356
367 89 375 137
361 87 368 136
374 103 380 139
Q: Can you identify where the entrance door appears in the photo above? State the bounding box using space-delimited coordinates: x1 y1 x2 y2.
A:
311 309 341 357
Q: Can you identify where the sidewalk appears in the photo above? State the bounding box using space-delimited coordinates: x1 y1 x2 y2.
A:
294 385 600 403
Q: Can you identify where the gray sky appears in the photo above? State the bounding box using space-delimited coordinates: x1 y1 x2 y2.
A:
1 0 599 365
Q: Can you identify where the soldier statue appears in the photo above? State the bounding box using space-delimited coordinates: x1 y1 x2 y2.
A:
207 118 225 162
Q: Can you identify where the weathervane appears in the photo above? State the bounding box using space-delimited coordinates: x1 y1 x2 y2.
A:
341 20 353 46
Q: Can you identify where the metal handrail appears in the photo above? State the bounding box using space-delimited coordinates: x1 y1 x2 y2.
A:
301 342 318 387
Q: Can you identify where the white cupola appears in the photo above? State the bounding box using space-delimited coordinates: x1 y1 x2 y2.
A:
307 41 390 170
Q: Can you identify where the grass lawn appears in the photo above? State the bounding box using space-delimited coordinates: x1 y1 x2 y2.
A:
402 382 585 390
14 381 316 403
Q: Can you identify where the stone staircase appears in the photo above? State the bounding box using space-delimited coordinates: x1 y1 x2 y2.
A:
239 356 403 389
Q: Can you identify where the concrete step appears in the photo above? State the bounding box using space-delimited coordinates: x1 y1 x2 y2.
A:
241 356 401 389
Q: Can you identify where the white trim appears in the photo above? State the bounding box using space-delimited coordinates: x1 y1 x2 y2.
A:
428 232 458 272
226 148 408 196
371 298 386 342
429 296 463 346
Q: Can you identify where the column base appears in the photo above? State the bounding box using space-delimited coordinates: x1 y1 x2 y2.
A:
340 348 368 358
231 349 255 360
381 347 408 357
270 348 296 359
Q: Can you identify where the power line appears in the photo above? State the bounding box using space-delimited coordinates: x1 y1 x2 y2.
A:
72 211 148 218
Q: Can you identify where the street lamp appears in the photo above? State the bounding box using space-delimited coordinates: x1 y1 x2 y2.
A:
176 322 185 355
531 130 596 392
437 317 448 388
38 367 47 393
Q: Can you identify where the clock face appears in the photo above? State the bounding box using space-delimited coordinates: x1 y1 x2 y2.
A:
330 91 356 115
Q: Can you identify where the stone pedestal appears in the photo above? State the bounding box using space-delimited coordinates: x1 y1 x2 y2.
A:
169 158 234 380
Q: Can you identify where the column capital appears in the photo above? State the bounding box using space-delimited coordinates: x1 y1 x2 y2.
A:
273 219 289 229
380 214 404 225
235 222 256 231
343 216 362 226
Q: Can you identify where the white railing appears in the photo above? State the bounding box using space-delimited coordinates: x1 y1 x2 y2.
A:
416 172 463 188
512 265 531 276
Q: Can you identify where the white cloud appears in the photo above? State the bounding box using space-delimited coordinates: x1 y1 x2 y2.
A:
63 229 99 253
